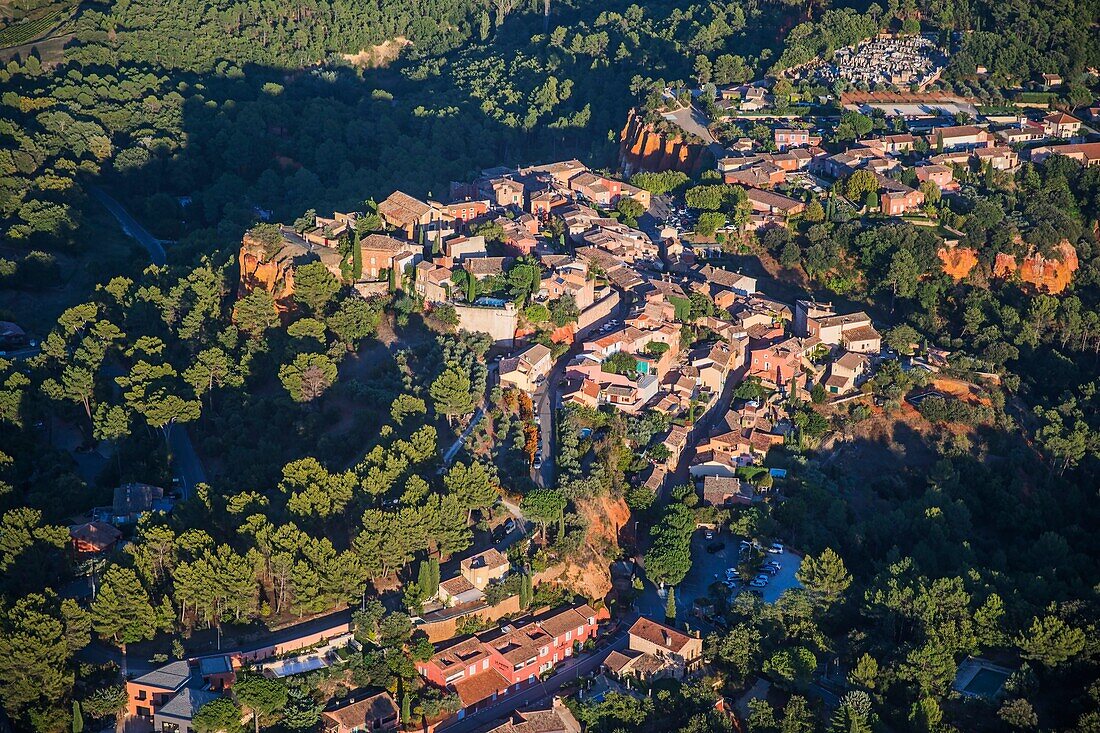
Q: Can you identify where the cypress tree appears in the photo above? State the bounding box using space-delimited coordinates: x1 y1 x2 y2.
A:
417 560 432 598
665 586 676 621
72 702 83 733
351 228 362 280
429 558 440 597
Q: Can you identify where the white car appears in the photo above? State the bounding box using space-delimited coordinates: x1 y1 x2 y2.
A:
749 579 768 588
767 543 784 554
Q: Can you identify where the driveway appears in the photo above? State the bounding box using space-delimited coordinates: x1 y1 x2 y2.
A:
442 408 484 466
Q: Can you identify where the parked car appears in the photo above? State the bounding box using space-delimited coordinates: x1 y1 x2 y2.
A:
749 579 768 588
533 458 542 470
704 529 714 540
767 543 784 554
765 561 782 571
761 566 778 575
503 518 516 532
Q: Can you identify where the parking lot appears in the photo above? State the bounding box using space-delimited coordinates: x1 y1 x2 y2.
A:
678 529 803 609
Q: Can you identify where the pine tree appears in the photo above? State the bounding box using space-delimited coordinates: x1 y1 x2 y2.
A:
90 566 158 647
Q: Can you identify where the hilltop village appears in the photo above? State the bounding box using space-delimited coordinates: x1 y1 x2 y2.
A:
117 62 1096 732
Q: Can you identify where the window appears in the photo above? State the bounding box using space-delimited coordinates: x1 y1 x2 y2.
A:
539 646 548 656
482 660 489 671
577 625 584 636
137 690 147 700
160 723 179 733
565 631 572 641
468 664 476 676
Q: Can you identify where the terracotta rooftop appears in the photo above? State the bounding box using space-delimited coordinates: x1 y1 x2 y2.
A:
321 690 398 731
452 668 510 707
531 604 597 638
628 617 694 653
360 233 417 252
69 521 121 549
378 190 432 226
841 324 881 343
461 548 509 573
431 635 490 673
440 576 478 597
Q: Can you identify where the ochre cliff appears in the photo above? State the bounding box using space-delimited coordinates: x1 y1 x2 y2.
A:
533 493 630 600
938 246 979 280
940 240 1077 294
619 109 708 177
992 241 1078 294
237 232 300 314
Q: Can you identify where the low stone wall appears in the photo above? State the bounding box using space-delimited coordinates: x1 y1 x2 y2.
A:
419 594 521 642
575 291 620 338
454 303 518 346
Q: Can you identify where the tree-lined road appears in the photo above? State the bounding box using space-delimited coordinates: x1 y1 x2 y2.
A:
89 185 168 265
90 187 204 499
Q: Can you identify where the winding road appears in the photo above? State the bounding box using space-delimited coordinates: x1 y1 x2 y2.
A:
89 185 168 265
89 185 203 499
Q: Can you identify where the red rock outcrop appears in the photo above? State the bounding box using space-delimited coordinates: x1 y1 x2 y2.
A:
992 241 1078 294
619 109 708 177
238 231 302 314
532 492 630 599
938 246 978 280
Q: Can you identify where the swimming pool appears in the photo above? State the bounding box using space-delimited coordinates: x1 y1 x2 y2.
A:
963 667 1010 698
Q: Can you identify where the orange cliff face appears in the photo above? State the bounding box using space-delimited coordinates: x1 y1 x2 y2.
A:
993 241 1078 294
938 246 979 280
940 241 1078 294
237 232 300 314
619 109 708 177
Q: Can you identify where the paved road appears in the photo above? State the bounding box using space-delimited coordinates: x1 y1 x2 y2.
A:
167 423 207 501
438 624 631 733
443 408 484 466
89 185 168 265
1 345 41 360
89 186 204 500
